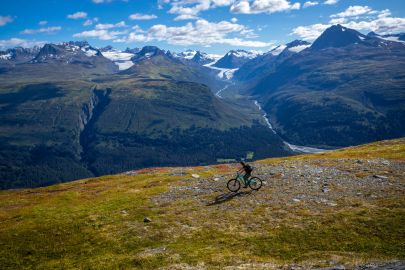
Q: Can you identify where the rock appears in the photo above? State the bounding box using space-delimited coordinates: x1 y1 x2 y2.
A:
322 187 330 193
381 160 390 166
191 174 200 178
213 177 220 181
121 210 128 216
144 217 152 223
373 175 388 179
292 198 301 202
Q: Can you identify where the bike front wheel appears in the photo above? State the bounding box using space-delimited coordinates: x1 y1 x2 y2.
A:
248 177 263 190
227 179 241 192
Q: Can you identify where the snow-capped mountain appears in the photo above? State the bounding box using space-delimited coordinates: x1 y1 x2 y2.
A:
32 41 102 63
213 50 260 69
191 51 221 65
130 46 166 62
170 49 221 65
0 46 41 63
285 40 311 53
233 40 311 82
175 49 197 59
310 24 366 50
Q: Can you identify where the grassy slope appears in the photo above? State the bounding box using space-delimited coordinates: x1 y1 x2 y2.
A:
0 138 404 269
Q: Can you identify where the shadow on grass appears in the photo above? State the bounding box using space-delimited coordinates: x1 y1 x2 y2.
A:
206 190 252 206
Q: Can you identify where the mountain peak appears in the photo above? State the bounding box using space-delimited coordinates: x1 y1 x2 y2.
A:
130 46 166 62
311 24 366 50
286 40 311 48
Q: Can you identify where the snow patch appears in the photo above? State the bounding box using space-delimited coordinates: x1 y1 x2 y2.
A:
101 50 135 70
229 50 258 59
83 48 98 57
378 36 405 44
270 45 287 56
0 53 12 60
204 61 238 80
288 44 311 53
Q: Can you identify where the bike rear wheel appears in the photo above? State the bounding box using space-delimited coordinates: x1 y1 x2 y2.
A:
248 177 263 190
227 179 241 192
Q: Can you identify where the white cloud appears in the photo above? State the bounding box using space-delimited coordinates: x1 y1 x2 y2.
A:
162 0 300 17
92 0 113 3
95 21 127 30
116 19 272 47
73 29 127 40
132 25 145 33
0 38 46 49
331 6 373 18
291 8 405 41
303 1 318 8
165 0 232 19
329 17 346 24
378 9 391 19
83 19 94 26
39 21 48 26
291 23 329 40
67 12 88 20
0 16 13 26
231 17 238 23
129 13 157 20
230 0 301 14
21 26 62 35
324 0 338 5
174 14 199 21
83 18 99 26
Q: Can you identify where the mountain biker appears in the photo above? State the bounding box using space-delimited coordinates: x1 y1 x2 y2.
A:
239 161 253 188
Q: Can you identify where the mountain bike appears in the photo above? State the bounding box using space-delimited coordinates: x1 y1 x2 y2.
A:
227 172 263 192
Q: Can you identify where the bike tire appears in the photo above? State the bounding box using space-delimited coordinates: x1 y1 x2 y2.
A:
249 177 263 190
227 179 241 192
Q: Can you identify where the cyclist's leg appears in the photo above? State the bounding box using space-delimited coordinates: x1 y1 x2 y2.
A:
243 173 251 187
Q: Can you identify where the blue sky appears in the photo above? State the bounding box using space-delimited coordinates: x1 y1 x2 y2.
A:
1 0 405 54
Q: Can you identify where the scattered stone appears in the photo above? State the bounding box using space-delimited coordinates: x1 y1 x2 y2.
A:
373 175 388 179
121 210 128 216
322 187 330 193
292 198 301 202
213 177 220 181
381 160 390 166
124 171 138 176
144 217 151 223
191 174 200 179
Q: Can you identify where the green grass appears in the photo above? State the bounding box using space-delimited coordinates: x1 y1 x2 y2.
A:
0 139 404 269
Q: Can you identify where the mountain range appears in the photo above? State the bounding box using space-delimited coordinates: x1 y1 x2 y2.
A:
0 24 404 189
248 25 405 148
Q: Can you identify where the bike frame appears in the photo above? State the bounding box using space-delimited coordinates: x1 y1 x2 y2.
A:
236 172 248 185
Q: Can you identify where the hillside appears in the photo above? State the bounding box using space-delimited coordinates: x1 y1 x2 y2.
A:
250 25 405 148
0 44 290 189
0 138 404 269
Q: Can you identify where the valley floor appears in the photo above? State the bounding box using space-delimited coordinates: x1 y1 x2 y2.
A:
0 138 404 269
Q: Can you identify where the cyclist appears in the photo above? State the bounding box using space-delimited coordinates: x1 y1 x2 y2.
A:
239 161 253 188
